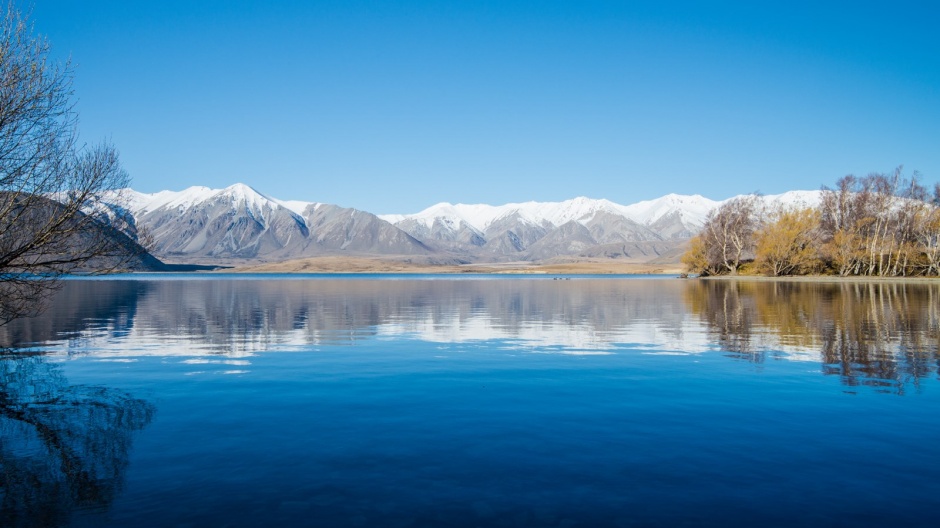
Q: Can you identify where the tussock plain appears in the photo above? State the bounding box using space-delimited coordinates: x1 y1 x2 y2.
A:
228 256 685 275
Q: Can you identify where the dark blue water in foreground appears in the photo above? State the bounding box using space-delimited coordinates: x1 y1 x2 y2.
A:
2 276 939 526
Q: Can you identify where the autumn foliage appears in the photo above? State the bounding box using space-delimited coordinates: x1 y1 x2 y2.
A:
683 169 940 277
754 207 821 276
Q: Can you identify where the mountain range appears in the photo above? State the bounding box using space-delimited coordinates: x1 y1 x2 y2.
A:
101 184 821 266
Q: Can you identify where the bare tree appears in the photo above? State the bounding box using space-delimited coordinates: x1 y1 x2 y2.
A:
697 195 761 274
820 169 939 277
819 175 866 275
913 206 940 276
1 3 139 324
906 177 940 276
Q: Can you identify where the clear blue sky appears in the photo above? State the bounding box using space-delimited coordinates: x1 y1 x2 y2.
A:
29 0 940 214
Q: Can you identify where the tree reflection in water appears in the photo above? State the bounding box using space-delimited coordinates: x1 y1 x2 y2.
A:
0 352 154 527
686 280 940 393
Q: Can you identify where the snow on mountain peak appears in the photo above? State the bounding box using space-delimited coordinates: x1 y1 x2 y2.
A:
620 194 720 227
762 190 822 209
221 183 279 222
378 202 495 231
131 186 216 213
125 183 314 217
505 196 626 227
119 183 824 240
386 196 652 232
221 182 262 199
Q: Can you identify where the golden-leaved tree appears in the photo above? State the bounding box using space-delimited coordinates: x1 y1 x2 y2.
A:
819 170 940 277
754 207 820 276
683 170 939 277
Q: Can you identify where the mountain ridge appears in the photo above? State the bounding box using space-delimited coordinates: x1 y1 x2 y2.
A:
110 184 822 265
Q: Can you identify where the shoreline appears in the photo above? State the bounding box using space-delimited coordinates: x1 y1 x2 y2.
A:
219 256 685 275
147 257 937 281
696 274 940 284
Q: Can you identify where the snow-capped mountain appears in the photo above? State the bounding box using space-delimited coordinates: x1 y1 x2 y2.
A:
618 194 720 239
124 183 311 218
762 190 823 209
378 194 719 256
110 184 431 263
380 195 718 237
380 191 823 255
106 183 823 265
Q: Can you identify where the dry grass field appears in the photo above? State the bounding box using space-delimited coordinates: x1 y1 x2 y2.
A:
227 256 684 275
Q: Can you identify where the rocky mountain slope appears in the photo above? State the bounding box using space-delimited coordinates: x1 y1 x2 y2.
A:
115 184 431 264
105 184 821 265
374 195 711 260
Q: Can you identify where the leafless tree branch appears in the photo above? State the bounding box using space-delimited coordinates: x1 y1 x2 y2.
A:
0 3 143 324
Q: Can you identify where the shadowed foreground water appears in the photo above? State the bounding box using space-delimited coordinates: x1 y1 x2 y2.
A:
1 275 939 526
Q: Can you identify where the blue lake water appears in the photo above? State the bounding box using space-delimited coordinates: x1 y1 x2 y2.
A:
1 275 939 526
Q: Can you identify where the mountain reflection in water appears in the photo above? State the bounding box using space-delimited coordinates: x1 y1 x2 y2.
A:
1 275 938 393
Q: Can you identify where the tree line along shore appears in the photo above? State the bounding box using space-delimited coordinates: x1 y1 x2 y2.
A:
682 169 940 278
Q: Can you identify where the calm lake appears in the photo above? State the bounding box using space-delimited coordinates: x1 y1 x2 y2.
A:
2 275 939 527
